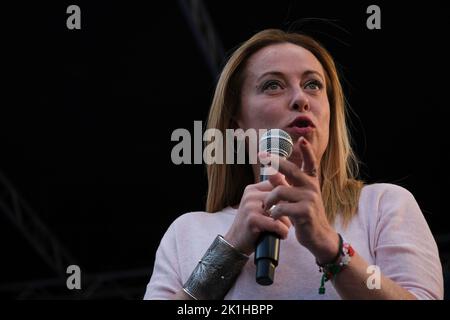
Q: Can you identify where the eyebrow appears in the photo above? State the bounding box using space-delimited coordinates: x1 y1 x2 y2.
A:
256 70 325 83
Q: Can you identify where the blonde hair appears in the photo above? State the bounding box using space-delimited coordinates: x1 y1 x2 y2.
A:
206 29 365 225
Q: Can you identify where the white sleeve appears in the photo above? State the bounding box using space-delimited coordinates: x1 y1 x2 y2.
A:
143 222 183 299
374 184 444 299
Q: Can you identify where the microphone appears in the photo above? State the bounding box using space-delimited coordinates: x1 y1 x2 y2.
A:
255 129 293 285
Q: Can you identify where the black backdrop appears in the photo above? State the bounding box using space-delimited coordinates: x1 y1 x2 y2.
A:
1 0 449 299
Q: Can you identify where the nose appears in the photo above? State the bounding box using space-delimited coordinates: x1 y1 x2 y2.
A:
289 88 310 112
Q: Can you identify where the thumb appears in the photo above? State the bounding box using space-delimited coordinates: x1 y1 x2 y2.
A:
268 172 289 187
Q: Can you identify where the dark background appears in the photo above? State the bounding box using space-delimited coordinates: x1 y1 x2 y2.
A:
1 1 449 299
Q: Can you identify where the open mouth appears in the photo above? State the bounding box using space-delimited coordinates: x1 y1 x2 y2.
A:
286 116 315 138
289 116 314 129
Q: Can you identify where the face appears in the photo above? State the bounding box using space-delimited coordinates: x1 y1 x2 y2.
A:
237 42 330 166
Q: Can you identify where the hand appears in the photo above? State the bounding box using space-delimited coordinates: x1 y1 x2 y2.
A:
224 180 292 256
263 137 339 265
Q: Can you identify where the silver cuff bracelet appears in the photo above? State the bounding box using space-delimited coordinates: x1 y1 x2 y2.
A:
182 235 249 300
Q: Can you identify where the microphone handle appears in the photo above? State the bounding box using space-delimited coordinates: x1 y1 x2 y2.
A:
255 173 280 285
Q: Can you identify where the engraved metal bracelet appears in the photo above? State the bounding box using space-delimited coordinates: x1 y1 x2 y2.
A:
182 235 249 300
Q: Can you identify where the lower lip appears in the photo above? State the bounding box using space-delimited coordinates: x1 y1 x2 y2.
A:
286 126 314 136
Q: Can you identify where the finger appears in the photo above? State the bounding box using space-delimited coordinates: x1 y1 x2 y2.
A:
258 151 270 166
254 215 290 240
264 185 302 210
259 153 280 177
267 172 289 188
269 202 309 224
299 137 318 177
276 215 292 229
241 196 269 211
287 141 303 169
250 180 275 192
241 191 271 215
267 155 310 188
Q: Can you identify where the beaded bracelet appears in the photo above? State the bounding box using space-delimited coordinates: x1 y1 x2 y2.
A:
316 233 355 295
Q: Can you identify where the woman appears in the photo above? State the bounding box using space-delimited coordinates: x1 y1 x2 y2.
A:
144 29 443 299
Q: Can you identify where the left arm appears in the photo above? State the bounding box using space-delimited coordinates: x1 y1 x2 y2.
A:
263 137 432 299
331 250 416 299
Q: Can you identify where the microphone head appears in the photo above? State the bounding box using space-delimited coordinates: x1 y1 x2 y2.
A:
259 129 293 158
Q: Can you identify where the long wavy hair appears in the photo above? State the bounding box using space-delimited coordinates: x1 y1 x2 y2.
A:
205 29 364 225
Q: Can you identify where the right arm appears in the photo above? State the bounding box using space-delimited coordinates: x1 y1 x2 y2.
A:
146 179 289 300
173 289 194 300
175 179 291 299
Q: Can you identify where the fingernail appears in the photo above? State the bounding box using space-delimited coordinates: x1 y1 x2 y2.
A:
259 151 268 158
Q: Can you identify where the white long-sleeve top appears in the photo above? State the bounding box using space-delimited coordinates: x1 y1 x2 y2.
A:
144 183 444 300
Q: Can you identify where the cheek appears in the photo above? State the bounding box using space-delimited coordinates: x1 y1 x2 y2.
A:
322 108 330 134
317 96 330 124
319 104 331 146
312 100 330 143
240 96 283 130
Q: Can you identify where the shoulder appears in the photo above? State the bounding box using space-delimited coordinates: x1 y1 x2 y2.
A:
172 206 235 225
356 183 422 224
361 182 413 197
156 207 236 264
360 183 416 206
167 206 236 238
358 183 424 225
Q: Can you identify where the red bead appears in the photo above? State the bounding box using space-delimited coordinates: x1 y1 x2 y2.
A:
348 246 355 256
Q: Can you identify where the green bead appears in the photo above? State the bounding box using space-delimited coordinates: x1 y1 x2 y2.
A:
319 287 325 294
330 265 341 274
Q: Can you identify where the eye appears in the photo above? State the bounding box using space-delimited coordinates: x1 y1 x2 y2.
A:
262 80 284 92
304 80 323 91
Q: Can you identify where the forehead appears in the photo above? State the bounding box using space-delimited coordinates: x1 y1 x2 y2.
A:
245 42 325 79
